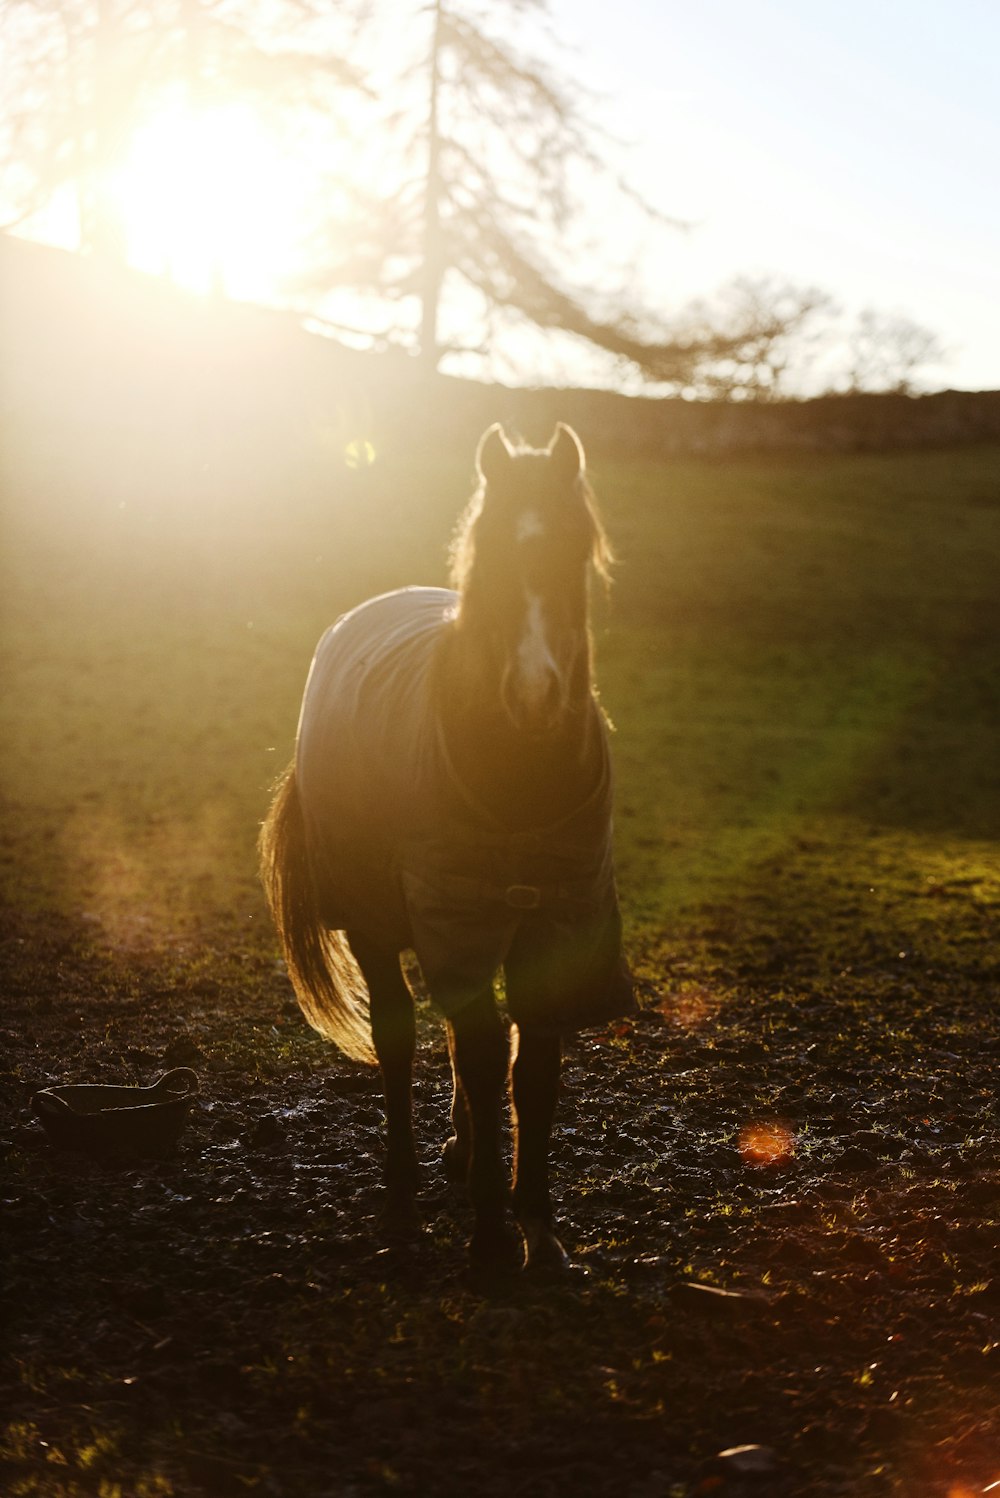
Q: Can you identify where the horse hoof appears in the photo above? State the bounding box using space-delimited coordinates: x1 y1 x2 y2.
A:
378 1193 423 1240
442 1135 470 1185
521 1222 571 1274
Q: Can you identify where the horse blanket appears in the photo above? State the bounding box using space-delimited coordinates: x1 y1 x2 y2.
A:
295 587 634 1034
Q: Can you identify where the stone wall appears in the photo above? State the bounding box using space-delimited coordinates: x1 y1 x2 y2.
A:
430 378 1000 460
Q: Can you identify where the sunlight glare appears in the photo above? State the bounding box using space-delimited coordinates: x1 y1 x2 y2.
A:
112 98 306 299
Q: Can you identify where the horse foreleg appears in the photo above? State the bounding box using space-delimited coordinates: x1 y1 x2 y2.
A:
511 1025 568 1271
347 931 419 1221
447 994 515 1269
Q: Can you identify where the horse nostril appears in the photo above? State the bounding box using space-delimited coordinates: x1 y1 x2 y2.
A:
500 664 565 732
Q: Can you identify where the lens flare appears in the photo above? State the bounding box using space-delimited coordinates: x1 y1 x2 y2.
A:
739 1119 795 1166
345 438 376 469
657 986 722 1028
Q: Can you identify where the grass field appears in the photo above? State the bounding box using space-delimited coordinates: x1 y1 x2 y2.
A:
2 381 1000 1496
3 435 998 974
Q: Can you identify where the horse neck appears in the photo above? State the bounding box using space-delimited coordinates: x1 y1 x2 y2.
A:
434 621 601 831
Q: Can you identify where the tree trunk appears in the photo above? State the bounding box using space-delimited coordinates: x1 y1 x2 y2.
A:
88 0 125 259
419 0 444 371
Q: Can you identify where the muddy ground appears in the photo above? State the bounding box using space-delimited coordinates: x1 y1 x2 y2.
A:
3 865 998 1498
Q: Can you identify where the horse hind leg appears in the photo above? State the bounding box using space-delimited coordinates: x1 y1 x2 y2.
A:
510 1025 569 1271
347 930 420 1228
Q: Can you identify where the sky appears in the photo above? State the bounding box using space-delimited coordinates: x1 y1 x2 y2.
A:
547 0 1000 391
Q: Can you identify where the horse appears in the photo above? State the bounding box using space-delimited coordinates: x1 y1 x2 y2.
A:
258 422 633 1272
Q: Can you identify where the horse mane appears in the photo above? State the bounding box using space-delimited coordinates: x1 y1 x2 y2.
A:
448 440 614 601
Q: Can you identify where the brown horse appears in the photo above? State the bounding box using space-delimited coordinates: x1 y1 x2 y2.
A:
258 423 633 1271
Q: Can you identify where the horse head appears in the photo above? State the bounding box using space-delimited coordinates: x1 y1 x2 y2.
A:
454 424 611 737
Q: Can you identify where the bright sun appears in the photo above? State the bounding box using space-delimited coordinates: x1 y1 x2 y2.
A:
111 97 308 300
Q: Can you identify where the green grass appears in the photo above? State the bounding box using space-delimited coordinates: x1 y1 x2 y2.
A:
2 439 998 986
590 448 1000 971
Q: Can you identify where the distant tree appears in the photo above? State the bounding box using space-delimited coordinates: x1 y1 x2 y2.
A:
671 276 837 401
844 309 946 395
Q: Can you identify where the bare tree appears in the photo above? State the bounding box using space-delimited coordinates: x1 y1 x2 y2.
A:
670 276 837 401
0 0 94 236
0 0 367 258
308 0 750 381
1 0 831 393
844 309 947 395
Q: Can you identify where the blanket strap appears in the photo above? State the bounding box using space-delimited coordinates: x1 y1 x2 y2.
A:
505 884 542 910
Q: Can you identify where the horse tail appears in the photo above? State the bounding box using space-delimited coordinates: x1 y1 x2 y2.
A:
258 763 377 1065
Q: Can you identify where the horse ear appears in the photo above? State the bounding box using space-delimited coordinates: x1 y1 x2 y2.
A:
477 424 514 484
550 423 585 482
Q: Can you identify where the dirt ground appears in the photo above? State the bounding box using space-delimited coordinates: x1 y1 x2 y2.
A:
3 861 998 1498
